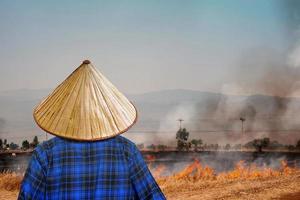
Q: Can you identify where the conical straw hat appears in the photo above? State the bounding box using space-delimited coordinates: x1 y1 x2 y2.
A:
33 60 137 141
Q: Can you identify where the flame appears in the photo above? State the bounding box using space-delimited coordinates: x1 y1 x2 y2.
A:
146 155 157 171
145 155 156 162
150 159 299 184
153 164 167 178
172 159 215 181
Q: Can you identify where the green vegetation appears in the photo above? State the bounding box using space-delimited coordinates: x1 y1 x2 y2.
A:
176 128 191 151
0 136 39 152
9 142 19 150
30 136 39 148
21 140 30 150
0 134 300 153
191 139 203 151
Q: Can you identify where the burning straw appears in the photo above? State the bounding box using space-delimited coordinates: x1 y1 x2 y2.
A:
150 159 299 184
0 159 299 200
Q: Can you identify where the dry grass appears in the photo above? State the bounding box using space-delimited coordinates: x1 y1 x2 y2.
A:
1 161 300 200
158 172 300 200
0 171 23 199
153 159 300 200
0 171 23 191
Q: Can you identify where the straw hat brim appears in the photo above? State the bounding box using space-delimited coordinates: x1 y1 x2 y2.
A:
33 60 138 141
33 102 138 141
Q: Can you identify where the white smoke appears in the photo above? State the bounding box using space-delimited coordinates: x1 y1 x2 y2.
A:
157 102 197 145
288 43 300 68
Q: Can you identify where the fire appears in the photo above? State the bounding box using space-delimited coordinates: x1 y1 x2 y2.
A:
149 159 299 184
218 160 297 180
152 164 167 178
145 154 156 162
146 155 157 171
173 159 215 181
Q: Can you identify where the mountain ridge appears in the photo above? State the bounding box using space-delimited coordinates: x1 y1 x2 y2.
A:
0 88 299 145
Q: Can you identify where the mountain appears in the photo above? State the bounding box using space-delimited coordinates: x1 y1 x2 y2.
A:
0 89 300 145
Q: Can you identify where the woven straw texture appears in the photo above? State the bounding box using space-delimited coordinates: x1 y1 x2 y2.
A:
33 61 137 141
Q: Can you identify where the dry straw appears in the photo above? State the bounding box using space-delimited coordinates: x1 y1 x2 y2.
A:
33 60 137 141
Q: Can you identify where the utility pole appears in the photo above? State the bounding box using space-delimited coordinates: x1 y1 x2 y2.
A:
177 118 184 130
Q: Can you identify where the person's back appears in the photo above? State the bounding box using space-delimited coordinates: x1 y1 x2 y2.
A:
19 136 165 199
18 60 166 199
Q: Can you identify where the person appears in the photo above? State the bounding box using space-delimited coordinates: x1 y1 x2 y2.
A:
18 60 166 200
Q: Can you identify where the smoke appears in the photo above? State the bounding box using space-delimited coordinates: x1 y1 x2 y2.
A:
153 46 300 145
202 46 300 144
157 102 197 145
0 117 6 136
127 1 300 146
288 45 300 67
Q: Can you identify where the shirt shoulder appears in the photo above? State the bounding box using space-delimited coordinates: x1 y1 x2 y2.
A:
115 135 138 149
114 135 136 147
34 136 139 160
35 137 61 153
114 135 140 158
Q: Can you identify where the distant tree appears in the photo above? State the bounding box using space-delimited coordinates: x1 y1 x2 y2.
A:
157 144 167 151
191 139 197 151
176 128 189 141
208 144 219 151
147 144 156 151
233 144 242 151
191 139 203 151
252 139 262 152
9 142 19 150
197 139 203 149
251 137 270 152
214 144 219 151
3 139 9 149
22 140 30 150
286 145 295 151
186 142 191 151
296 140 300 150
224 144 231 150
30 136 39 148
176 128 190 151
269 140 283 149
177 140 191 151
0 139 2 150
177 140 185 151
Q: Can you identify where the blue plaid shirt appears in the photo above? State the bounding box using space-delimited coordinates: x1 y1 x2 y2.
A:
18 136 166 200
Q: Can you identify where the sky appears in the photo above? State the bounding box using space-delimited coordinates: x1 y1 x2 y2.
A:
1 0 300 95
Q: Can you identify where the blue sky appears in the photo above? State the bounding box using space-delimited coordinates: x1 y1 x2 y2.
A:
0 0 299 95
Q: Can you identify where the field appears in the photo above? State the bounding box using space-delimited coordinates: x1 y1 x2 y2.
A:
159 171 300 199
1 160 300 200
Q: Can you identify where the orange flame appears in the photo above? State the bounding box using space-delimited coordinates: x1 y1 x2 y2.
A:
150 159 299 183
145 155 156 162
153 164 167 178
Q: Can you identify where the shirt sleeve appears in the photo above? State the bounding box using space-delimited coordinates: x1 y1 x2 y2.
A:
18 145 48 200
129 145 166 200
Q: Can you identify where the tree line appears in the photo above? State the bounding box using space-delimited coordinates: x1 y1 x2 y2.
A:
137 128 300 152
0 136 39 151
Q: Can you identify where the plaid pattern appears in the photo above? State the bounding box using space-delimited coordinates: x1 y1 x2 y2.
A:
18 136 166 200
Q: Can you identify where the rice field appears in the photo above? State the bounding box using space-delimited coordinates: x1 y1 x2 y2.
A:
1 161 299 200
